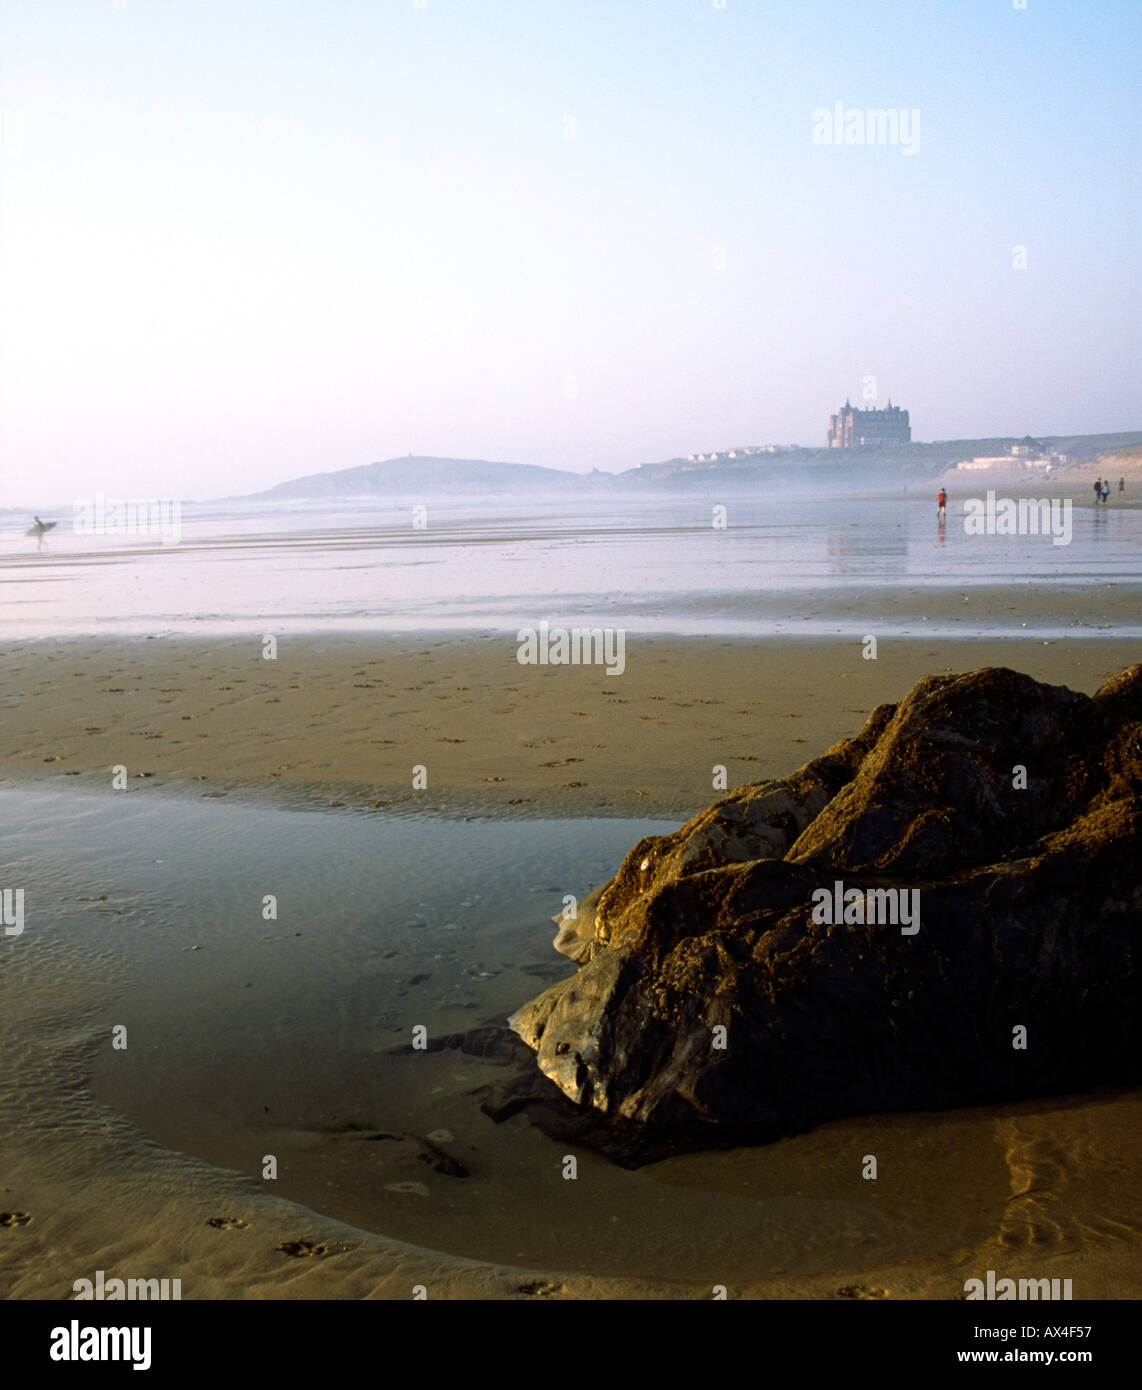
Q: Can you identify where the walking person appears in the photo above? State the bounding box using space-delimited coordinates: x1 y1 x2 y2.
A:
1094 477 1103 505
1101 478 1110 505
1119 477 1126 498
936 487 947 522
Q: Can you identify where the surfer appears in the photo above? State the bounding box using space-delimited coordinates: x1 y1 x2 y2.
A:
29 516 55 550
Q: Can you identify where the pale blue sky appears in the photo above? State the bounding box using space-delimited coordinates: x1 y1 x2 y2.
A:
0 0 1138 501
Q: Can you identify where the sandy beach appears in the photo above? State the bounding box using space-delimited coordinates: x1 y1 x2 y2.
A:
3 626 1141 1300
1 625 1139 819
4 0 1139 1329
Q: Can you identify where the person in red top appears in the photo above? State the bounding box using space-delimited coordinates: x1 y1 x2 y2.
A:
937 488 947 521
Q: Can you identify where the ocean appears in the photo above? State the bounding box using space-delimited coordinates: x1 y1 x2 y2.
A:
2 491 1139 639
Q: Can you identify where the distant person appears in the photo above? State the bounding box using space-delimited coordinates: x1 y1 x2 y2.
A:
936 487 947 521
1094 478 1103 506
1101 478 1110 505
1119 476 1126 497
29 516 59 549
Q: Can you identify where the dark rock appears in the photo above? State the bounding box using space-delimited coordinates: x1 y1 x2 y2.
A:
474 1064 686 1167
506 666 1142 1159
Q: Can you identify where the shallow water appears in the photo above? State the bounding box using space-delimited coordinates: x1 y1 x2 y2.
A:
2 494 1139 639
3 785 1133 1291
0 785 704 1273
0 784 675 1092
0 785 946 1282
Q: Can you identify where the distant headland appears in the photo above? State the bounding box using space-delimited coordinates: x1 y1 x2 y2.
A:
236 431 1142 502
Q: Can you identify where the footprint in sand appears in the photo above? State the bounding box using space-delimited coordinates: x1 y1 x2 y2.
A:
0 1212 32 1227
834 1284 887 1299
517 1280 562 1298
206 1216 249 1230
996 1121 1077 1250
276 1238 331 1257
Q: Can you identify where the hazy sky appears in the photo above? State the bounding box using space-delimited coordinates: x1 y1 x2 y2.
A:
1 0 1138 502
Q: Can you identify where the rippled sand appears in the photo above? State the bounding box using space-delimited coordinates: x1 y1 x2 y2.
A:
0 631 1138 819
2 630 1140 1298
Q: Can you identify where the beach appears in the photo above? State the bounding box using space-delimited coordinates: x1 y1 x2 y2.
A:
4 0 1140 1328
3 621 1141 1299
2 625 1138 819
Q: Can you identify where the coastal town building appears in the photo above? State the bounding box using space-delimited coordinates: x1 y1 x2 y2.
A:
686 445 781 463
827 400 911 448
955 437 1060 474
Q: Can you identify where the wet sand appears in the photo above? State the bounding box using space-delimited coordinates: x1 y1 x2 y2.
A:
2 627 1141 1300
1 627 1139 819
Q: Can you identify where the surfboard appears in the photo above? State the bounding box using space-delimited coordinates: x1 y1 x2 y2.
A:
26 521 57 536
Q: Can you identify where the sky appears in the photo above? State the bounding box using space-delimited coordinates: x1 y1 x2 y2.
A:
0 0 1139 502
